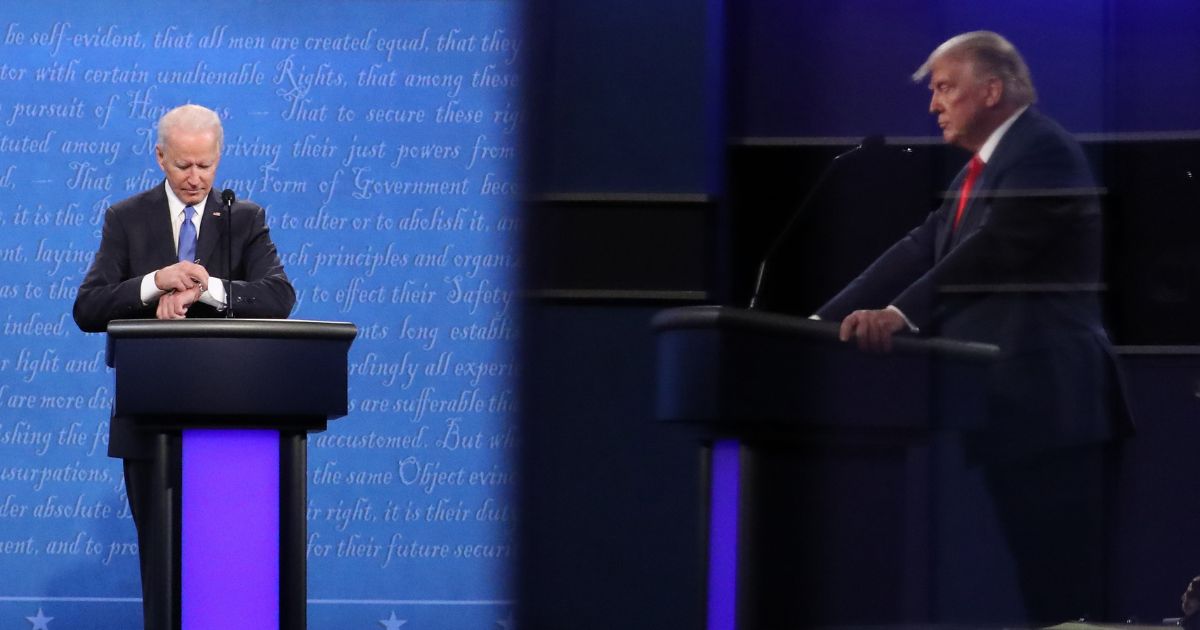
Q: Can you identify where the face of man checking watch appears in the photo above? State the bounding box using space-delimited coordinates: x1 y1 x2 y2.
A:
156 127 221 207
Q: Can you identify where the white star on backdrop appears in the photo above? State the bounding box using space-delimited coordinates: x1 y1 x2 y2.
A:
26 607 53 630
496 611 515 629
378 610 406 630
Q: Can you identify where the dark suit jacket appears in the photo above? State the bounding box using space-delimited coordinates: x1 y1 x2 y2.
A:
73 183 296 457
817 108 1128 459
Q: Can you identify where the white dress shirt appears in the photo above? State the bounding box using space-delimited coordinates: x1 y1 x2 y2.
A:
138 182 228 309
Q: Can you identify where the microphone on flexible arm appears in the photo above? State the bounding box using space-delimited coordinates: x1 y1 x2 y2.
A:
221 188 236 318
747 134 885 310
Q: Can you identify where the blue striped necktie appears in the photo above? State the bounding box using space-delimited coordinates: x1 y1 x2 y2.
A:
178 205 196 263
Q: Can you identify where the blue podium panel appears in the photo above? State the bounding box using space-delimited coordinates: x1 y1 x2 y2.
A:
182 429 280 630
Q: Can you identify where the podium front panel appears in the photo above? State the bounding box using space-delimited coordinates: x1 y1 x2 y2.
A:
113 337 349 418
182 429 280 630
106 319 356 630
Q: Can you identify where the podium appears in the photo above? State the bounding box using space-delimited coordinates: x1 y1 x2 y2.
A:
653 306 998 629
106 319 358 630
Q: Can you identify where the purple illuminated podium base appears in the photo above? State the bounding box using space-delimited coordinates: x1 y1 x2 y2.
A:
143 425 311 630
706 439 740 630
182 429 280 629
106 319 357 630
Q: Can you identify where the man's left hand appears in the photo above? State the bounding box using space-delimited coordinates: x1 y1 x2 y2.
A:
156 286 202 320
839 308 906 353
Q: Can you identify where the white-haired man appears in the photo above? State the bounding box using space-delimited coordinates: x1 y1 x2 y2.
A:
817 32 1128 623
74 104 295 628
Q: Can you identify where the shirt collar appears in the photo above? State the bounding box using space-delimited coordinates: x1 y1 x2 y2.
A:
163 181 208 219
977 105 1028 164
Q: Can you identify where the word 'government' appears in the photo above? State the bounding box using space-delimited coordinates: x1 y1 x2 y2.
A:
0 8 522 621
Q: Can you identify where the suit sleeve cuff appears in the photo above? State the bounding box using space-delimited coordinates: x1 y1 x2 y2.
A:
199 278 227 310
886 305 919 333
139 273 163 305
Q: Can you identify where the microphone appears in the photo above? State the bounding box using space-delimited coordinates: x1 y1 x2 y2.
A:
221 189 235 318
748 135 884 310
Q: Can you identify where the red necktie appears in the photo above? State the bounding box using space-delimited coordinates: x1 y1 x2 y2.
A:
952 155 984 231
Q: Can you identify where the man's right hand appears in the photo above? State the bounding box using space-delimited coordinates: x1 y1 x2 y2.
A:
154 261 209 293
838 308 907 353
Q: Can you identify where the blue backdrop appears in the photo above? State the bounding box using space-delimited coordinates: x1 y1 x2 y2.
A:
0 2 519 628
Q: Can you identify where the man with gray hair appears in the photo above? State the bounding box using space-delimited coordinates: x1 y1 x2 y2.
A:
816 32 1127 622
74 103 295 628
75 103 295 330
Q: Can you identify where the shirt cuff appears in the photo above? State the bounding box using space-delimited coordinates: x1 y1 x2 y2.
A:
199 278 227 310
139 273 164 305
886 305 919 333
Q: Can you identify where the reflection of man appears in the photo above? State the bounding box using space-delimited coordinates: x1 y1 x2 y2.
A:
816 32 1126 623
73 104 295 628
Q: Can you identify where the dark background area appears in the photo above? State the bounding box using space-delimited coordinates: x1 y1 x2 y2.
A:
517 0 1200 627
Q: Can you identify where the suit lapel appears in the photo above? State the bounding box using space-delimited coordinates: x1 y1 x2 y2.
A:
937 109 1037 258
947 168 993 247
147 183 178 267
194 191 224 270
935 169 967 260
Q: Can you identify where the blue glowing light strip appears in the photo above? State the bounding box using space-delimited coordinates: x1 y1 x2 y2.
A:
707 439 740 630
182 429 280 630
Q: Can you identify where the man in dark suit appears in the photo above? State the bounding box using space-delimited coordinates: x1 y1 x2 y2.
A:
816 32 1126 623
73 104 295 628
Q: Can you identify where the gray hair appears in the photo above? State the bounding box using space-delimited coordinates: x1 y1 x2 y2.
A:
912 31 1037 106
156 104 224 151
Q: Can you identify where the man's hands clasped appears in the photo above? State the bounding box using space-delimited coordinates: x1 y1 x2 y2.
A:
154 261 209 320
154 261 209 293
